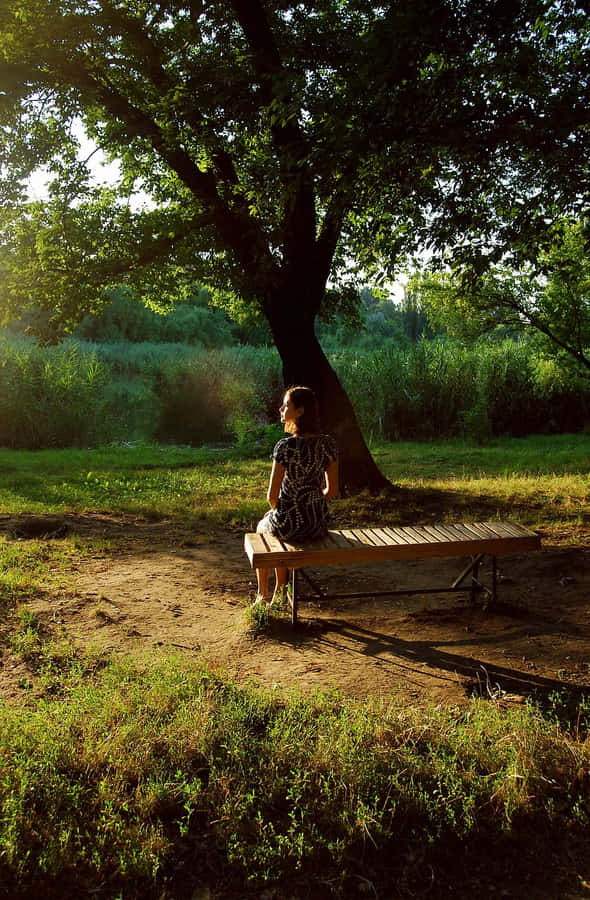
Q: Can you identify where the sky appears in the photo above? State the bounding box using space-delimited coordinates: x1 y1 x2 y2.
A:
27 149 121 202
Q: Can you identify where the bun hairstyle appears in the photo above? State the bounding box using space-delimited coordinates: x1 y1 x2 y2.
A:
285 385 322 435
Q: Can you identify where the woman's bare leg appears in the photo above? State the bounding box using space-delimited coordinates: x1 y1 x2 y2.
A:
256 567 271 600
273 567 288 602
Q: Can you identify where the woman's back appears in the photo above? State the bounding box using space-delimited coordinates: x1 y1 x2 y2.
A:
263 433 338 541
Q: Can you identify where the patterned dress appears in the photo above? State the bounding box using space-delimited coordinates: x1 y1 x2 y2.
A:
258 434 338 541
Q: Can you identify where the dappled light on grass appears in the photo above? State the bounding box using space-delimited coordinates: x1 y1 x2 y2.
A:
370 435 590 533
0 537 83 610
0 435 589 897
0 445 270 525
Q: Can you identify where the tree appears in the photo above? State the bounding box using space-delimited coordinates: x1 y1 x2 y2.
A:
1 1 589 489
414 218 590 376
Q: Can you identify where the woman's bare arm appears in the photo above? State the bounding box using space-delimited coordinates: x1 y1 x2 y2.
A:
267 461 285 508
323 459 339 499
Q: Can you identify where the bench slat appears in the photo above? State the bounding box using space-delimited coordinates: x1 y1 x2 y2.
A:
475 522 503 539
244 532 269 566
488 521 525 538
340 529 364 545
381 526 418 545
326 531 355 549
439 523 470 542
418 525 443 544
445 523 480 543
366 528 391 546
428 523 471 543
478 522 508 540
459 522 490 540
399 525 432 544
263 533 286 554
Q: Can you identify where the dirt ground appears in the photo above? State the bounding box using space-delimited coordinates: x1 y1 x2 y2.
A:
3 513 589 711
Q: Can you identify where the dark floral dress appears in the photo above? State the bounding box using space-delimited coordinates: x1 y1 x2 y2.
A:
257 434 338 541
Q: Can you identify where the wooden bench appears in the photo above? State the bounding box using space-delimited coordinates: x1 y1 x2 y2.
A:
244 521 541 625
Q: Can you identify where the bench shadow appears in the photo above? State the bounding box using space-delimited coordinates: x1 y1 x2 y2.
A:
266 613 586 705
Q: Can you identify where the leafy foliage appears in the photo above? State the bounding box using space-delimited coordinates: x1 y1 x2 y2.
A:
0 338 110 448
317 287 437 351
414 218 590 376
335 338 590 441
2 0 588 489
0 1 588 320
74 284 235 346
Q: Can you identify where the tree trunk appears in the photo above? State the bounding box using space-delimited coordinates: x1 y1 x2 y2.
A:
265 298 391 494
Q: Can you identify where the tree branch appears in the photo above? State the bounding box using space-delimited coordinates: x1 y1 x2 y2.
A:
41 54 276 286
228 0 317 261
504 293 590 376
94 213 216 278
93 6 243 189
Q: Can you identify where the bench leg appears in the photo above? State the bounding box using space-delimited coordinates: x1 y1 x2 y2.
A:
291 569 298 626
470 556 480 603
492 556 497 603
452 553 491 602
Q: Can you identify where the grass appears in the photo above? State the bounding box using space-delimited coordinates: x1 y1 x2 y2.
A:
1 432 589 530
0 434 589 898
0 443 268 524
0 537 89 612
0 656 588 899
372 432 590 479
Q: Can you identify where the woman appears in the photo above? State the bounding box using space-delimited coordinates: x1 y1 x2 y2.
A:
256 385 339 604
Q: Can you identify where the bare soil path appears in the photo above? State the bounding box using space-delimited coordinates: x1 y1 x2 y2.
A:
5 515 588 711
2 514 590 898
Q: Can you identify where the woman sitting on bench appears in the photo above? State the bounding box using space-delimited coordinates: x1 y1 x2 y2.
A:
255 385 339 605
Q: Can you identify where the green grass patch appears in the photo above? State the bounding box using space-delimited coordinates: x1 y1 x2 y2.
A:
0 436 589 897
0 657 588 898
0 443 270 524
1 434 589 531
372 432 590 480
0 537 81 611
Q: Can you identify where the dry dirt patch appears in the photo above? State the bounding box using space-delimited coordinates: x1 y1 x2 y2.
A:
6 515 589 708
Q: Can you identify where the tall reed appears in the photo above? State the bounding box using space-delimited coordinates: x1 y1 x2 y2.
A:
1 333 588 450
335 338 590 442
0 338 110 449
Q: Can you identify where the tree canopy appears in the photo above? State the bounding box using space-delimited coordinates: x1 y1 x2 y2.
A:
1 0 589 488
414 217 590 375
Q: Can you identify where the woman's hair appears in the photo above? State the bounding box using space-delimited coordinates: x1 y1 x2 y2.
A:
286 385 322 435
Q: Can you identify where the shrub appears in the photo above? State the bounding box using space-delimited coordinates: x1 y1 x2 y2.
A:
333 338 590 442
75 286 234 347
2 331 588 450
334 339 476 441
156 350 257 445
101 378 163 443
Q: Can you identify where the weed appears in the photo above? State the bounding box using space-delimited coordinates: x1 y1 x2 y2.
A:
243 595 287 634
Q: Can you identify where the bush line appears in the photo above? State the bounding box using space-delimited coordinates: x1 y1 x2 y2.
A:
1 334 588 450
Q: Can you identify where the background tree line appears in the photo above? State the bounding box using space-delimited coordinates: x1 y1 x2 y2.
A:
2 206 589 452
